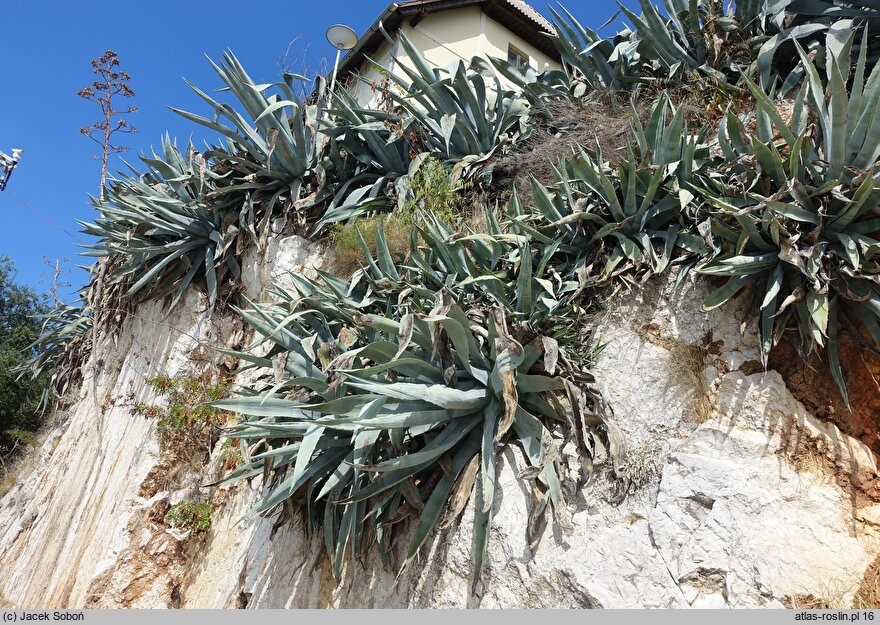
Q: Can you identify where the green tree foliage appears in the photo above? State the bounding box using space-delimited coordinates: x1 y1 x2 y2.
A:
0 257 48 454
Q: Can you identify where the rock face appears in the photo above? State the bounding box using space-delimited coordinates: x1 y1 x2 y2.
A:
0 235 877 609
0 290 244 607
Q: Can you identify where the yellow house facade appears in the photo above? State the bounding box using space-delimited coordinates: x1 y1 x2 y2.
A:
337 0 561 107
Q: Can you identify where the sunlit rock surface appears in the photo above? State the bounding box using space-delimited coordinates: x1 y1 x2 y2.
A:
1 238 877 609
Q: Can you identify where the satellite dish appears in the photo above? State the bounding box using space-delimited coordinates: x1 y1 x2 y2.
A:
326 24 358 51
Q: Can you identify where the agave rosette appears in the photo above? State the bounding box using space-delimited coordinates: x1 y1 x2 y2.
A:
505 95 710 286
694 25 880 404
493 0 880 109
316 91 414 227
16 300 92 412
374 32 532 175
81 137 240 310
211 268 612 583
490 5 640 101
171 52 328 237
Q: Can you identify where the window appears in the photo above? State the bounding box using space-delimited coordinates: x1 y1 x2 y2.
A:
507 44 530 71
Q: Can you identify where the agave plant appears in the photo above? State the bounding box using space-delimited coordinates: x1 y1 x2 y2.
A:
549 5 641 93
81 137 240 310
490 5 640 100
622 0 880 89
211 261 614 584
505 95 709 285
388 210 591 358
755 0 880 87
16 300 92 413
374 32 532 175
618 0 754 83
694 26 880 405
493 0 880 110
316 91 414 227
171 52 327 234
208 203 622 582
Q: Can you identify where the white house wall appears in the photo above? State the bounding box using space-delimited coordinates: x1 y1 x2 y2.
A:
344 6 561 108
345 40 395 109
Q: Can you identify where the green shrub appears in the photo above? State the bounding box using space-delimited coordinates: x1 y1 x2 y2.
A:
329 156 468 275
138 374 232 455
329 214 412 276
401 156 464 224
0 258 49 456
220 437 244 471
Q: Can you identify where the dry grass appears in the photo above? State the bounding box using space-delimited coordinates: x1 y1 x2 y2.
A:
453 185 498 235
854 554 880 609
461 203 490 235
491 97 645 211
638 323 713 423
783 577 857 609
0 472 17 499
669 341 714 424
329 213 413 278
787 593 838 609
783 440 828 476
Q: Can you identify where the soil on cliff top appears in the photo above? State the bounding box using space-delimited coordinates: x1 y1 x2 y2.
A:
769 329 880 456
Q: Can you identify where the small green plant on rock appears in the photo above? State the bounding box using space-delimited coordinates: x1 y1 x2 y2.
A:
619 441 661 493
164 501 212 534
137 373 232 462
220 437 244 471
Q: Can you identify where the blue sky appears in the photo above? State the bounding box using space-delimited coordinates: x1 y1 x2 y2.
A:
0 0 622 300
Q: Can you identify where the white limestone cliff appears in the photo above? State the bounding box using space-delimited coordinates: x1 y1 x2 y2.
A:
0 235 877 609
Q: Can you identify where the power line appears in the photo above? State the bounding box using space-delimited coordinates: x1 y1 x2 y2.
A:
3 191 86 245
